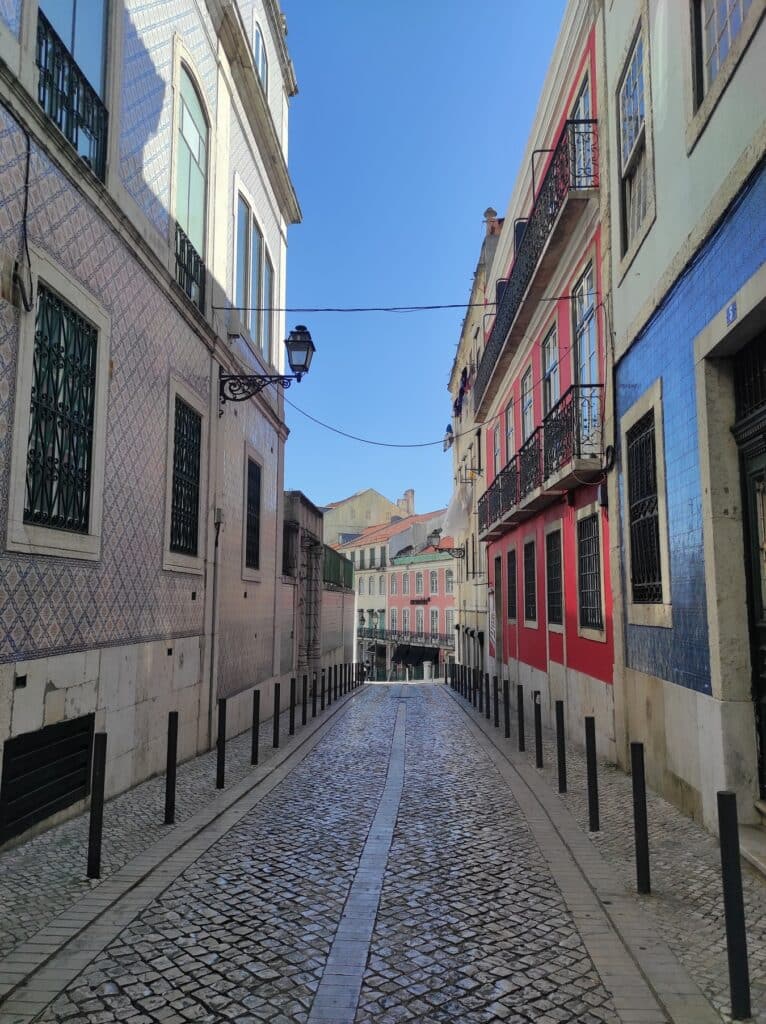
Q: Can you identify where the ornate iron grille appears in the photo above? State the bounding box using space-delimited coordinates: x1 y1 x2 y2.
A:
546 530 563 625
626 409 662 603
543 384 604 480
734 335 766 421
175 223 206 313
577 514 603 629
507 549 517 620
246 459 261 569
474 119 599 413
478 491 491 533
170 397 201 556
499 457 519 515
357 626 455 649
524 541 537 622
519 429 542 500
36 11 108 181
25 285 97 533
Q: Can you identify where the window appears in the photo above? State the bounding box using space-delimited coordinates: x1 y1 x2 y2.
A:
379 575 385 595
430 570 438 594
619 34 649 253
170 397 202 557
262 254 274 364
573 265 600 445
368 576 374 594
248 220 263 345
380 546 387 567
445 569 454 594
359 550 365 570
391 574 398 595
445 609 455 633
415 572 424 595
430 609 439 635
521 368 534 441
245 459 261 570
577 514 603 630
546 529 563 626
542 327 560 415
402 608 410 632
391 607 398 631
37 1 109 179
253 22 268 94
524 540 536 623
359 577 365 595
349 550 355 567
507 549 517 620
24 284 97 536
694 0 753 99
505 401 515 460
282 521 297 577
235 194 250 315
403 572 410 594
175 69 208 312
369 547 376 567
626 409 662 603
571 76 594 187
493 424 501 476
416 608 424 634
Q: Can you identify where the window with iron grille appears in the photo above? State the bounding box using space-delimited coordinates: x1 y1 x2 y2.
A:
170 397 201 556
546 530 563 625
245 459 261 569
507 549 517 620
734 335 766 421
25 285 97 534
626 409 662 603
524 541 536 622
577 514 603 630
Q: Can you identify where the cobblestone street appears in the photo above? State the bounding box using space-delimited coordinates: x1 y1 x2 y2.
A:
0 682 760 1023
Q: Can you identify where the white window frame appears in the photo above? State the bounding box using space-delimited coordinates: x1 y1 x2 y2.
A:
253 20 268 96
445 609 455 633
390 607 397 631
359 577 365 595
379 575 385 595
505 400 514 461
575 503 607 642
402 572 410 594
620 379 673 628
232 173 274 365
415 572 424 595
163 375 208 575
542 325 560 416
7 246 111 561
445 568 454 595
416 608 424 634
493 423 501 476
430 569 438 595
391 573 398 595
242 444 264 582
402 608 410 632
521 367 534 442
430 608 439 635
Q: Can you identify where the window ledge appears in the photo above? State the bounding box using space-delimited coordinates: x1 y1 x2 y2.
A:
578 625 607 643
523 618 539 630
6 519 101 561
163 551 204 576
548 622 564 635
627 602 673 629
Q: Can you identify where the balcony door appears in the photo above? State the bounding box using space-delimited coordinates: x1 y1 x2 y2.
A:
571 76 595 187
573 265 600 458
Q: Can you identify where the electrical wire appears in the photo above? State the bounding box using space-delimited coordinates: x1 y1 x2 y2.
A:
212 294 578 314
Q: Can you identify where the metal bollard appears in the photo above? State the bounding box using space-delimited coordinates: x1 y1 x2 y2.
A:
289 677 296 735
334 664 339 702
484 673 491 720
164 711 178 825
273 682 281 749
312 671 318 718
301 674 308 726
503 678 511 739
251 689 260 765
585 716 600 831
717 791 751 1020
327 665 333 707
478 669 484 713
533 691 543 768
516 684 525 752
86 732 107 879
630 742 650 894
216 698 226 789
493 676 499 728
555 701 566 794
321 669 326 710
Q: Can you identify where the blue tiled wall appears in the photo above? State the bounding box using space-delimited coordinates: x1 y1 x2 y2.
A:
616 159 766 695
0 0 21 37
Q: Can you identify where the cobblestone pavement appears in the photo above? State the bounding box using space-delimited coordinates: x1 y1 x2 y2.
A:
461 685 766 1024
0 687 324 960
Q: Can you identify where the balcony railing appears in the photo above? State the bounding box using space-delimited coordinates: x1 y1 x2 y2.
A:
519 428 542 500
543 384 604 480
473 119 598 414
357 627 455 649
175 223 206 313
36 11 108 181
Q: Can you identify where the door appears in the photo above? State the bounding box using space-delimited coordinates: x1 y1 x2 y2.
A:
573 265 600 456
743 451 766 796
570 76 594 187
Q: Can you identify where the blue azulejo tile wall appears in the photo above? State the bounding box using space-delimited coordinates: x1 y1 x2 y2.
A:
0 0 21 37
616 158 766 695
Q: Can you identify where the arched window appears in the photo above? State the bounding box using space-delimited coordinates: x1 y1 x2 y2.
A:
254 22 268 94
430 608 439 634
390 607 397 631
415 572 424 595
175 67 208 309
402 573 410 594
402 608 410 632
416 608 424 633
359 577 365 595
430 569 438 594
379 575 385 595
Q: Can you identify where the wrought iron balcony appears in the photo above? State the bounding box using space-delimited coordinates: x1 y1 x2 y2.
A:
357 626 455 649
519 429 542 501
478 457 519 538
36 11 108 181
473 119 599 417
175 223 206 313
543 384 604 483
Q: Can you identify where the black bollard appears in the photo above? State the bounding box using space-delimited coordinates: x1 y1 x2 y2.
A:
585 716 600 831
327 665 333 707
86 732 107 879
503 678 511 739
516 684 525 752
301 674 308 726
272 682 281 748
216 698 226 789
555 700 567 793
630 742 650 894
493 676 499 728
717 791 751 1020
321 669 326 710
289 677 296 735
472 668 478 708
533 691 543 768
478 669 484 713
164 711 178 825
312 671 318 718
251 689 260 765
484 673 491 720
334 664 338 702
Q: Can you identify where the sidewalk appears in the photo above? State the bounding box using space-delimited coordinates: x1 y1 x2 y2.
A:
449 681 766 1024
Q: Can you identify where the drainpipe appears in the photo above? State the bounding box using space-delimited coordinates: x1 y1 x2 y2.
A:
207 511 222 747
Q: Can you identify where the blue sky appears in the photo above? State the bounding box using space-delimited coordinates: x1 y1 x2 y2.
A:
280 0 566 515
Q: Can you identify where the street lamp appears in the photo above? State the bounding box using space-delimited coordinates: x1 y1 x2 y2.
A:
220 325 316 405
427 528 465 559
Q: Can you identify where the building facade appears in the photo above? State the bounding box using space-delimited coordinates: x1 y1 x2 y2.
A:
0 0 308 844
321 487 415 546
605 0 766 828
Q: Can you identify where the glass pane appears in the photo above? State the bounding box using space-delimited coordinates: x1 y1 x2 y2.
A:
39 0 75 52
73 0 108 96
186 162 205 255
250 222 263 343
263 256 274 362
235 196 250 312
175 143 191 234
180 69 207 143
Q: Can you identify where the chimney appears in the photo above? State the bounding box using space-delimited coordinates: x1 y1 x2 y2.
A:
404 488 415 515
484 207 499 237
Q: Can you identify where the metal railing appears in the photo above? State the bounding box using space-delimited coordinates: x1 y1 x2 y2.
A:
473 119 599 413
36 11 108 181
323 545 353 589
478 457 519 534
357 627 455 649
543 384 604 480
175 223 206 313
519 428 542 500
